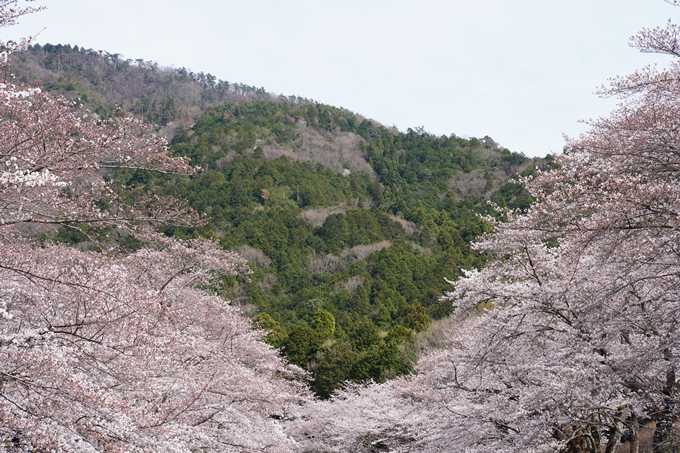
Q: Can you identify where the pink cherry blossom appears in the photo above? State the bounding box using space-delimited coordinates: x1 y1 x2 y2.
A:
0 4 310 451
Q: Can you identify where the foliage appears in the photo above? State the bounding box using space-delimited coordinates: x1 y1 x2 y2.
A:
0 6 310 451
10 26 554 399
10 42 270 128
103 91 546 397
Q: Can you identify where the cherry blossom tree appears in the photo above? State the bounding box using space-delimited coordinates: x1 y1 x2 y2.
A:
0 3 310 451
289 2 680 452
1 239 311 452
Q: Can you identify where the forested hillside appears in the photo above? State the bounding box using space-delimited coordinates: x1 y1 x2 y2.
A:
10 43 270 129
287 6 680 451
10 44 551 397
8 1 680 452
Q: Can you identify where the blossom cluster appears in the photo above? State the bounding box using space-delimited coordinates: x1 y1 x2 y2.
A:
0 3 310 451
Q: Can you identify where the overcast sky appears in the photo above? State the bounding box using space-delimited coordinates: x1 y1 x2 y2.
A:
5 1 679 157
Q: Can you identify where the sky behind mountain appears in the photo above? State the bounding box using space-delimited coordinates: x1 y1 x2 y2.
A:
6 0 678 157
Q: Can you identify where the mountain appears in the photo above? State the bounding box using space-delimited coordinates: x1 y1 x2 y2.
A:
12 43 554 397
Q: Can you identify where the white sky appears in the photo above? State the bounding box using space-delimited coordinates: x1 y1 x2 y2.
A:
5 1 679 157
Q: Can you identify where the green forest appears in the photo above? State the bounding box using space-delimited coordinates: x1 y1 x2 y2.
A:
13 44 552 398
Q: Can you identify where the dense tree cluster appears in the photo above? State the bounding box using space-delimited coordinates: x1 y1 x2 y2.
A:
10 1 680 452
116 101 535 396
0 4 309 451
17 48 538 397
10 42 271 126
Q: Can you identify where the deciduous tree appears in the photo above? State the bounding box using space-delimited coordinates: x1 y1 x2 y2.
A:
0 3 309 451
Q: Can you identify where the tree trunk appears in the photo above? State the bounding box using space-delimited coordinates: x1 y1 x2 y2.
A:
605 419 624 453
629 414 639 453
630 432 639 453
654 361 677 453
